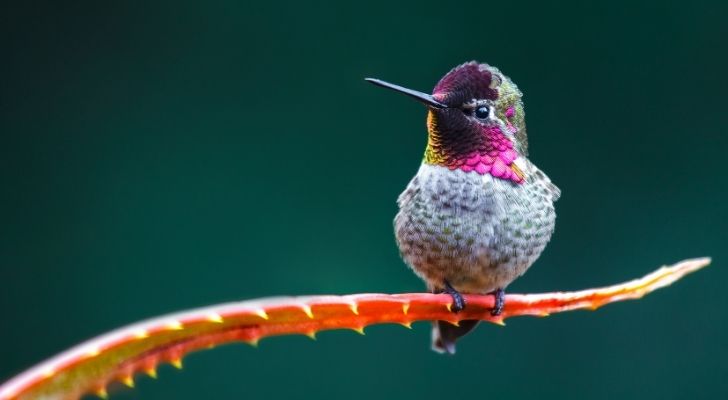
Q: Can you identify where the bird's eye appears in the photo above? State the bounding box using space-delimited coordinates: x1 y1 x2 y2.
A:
475 106 490 119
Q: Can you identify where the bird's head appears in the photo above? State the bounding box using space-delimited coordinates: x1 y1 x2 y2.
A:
367 61 527 183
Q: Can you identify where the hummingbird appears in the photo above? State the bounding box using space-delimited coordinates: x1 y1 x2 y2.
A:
366 61 560 354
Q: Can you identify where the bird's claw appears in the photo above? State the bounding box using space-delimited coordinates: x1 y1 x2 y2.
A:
490 288 505 316
443 280 466 313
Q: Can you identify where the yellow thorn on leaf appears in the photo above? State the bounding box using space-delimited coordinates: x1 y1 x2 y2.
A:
254 309 269 320
399 321 412 329
133 328 149 339
492 318 506 326
85 346 100 357
95 387 108 399
165 320 183 330
445 303 452 312
41 367 55 378
122 376 135 388
207 313 223 323
171 358 183 369
305 331 317 340
145 368 158 379
402 303 410 315
301 304 314 319
245 338 260 347
352 327 365 335
448 320 460 327
348 302 359 315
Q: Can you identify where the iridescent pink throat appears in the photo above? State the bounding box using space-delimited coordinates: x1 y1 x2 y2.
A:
449 124 524 184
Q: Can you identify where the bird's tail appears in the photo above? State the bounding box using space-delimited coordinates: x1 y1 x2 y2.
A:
431 320 480 354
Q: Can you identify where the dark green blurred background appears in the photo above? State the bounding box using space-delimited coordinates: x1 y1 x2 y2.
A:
2 1 726 399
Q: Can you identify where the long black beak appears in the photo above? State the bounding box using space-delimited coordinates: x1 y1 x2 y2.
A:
365 78 447 109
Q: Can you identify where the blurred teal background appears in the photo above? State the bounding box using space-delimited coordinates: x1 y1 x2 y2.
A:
1 1 726 399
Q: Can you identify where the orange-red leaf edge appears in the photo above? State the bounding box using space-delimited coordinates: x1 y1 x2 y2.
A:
0 257 709 400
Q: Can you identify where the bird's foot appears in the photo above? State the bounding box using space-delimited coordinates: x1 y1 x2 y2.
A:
443 280 466 313
490 288 505 316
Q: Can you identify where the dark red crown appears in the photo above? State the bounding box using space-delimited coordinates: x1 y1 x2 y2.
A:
432 62 498 106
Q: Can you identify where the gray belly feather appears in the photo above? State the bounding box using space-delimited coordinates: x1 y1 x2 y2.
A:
394 162 558 293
